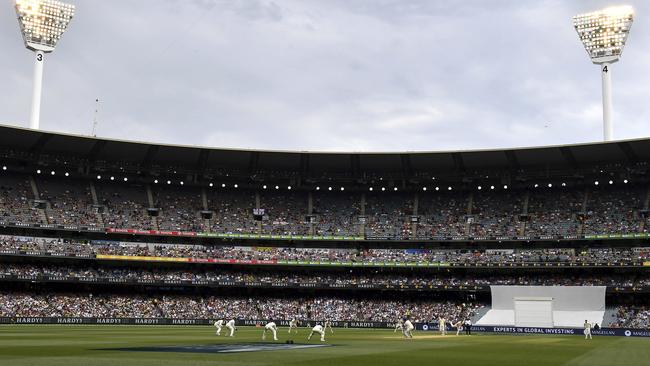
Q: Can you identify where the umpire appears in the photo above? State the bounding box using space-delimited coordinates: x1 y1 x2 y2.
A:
464 319 472 335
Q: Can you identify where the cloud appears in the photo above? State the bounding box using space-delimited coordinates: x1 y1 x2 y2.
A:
0 0 648 152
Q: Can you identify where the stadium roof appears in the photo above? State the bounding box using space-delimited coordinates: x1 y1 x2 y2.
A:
0 124 648 176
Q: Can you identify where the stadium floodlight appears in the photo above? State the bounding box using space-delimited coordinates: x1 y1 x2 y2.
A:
15 0 75 130
573 6 634 141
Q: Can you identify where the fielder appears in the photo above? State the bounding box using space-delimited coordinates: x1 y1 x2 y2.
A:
262 321 278 341
394 319 404 333
324 320 334 334
226 319 237 337
439 317 447 335
308 324 326 342
214 319 224 336
288 318 299 334
584 320 592 340
403 319 414 339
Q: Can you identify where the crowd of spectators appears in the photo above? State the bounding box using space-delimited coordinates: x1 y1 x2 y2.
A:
526 190 582 237
1 263 650 288
582 187 645 235
260 192 309 235
470 191 523 238
312 192 361 237
1 173 648 238
2 236 649 265
207 190 258 234
96 182 151 230
38 178 100 227
365 193 413 239
0 291 481 323
153 186 203 232
609 306 650 329
0 175 44 225
416 193 467 238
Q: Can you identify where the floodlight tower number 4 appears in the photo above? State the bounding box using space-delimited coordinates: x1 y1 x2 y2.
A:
573 6 634 142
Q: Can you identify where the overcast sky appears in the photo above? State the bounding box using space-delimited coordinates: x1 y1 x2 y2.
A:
1 0 649 152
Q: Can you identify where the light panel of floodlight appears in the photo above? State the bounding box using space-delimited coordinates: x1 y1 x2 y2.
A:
572 6 634 64
15 0 75 52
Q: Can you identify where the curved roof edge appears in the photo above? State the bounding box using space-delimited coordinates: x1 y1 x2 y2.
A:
1 123 649 174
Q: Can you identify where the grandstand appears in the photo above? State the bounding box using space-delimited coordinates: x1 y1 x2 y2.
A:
0 124 649 333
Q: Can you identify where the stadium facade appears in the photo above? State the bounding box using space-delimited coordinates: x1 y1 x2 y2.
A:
0 124 649 331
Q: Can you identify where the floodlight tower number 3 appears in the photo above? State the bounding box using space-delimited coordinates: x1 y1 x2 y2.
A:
15 0 75 130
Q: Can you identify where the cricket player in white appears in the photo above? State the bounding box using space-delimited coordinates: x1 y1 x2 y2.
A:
214 319 224 336
308 324 326 342
262 321 278 341
394 319 404 333
453 320 463 336
403 319 414 339
583 320 592 340
288 318 299 334
226 319 236 337
324 320 334 334
439 317 447 335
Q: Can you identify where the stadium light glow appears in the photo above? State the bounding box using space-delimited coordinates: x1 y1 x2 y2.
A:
316 186 320 190
234 184 238 188
154 179 159 184
422 187 427 191
123 177 128 182
50 170 55 175
15 0 75 130
64 172 68 176
2 166 7 171
209 183 213 187
623 179 628 184
573 6 634 141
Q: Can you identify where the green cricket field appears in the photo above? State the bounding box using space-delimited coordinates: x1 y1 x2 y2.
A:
0 325 648 366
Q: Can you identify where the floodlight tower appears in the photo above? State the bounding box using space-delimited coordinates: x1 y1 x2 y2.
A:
573 6 634 142
15 0 75 130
